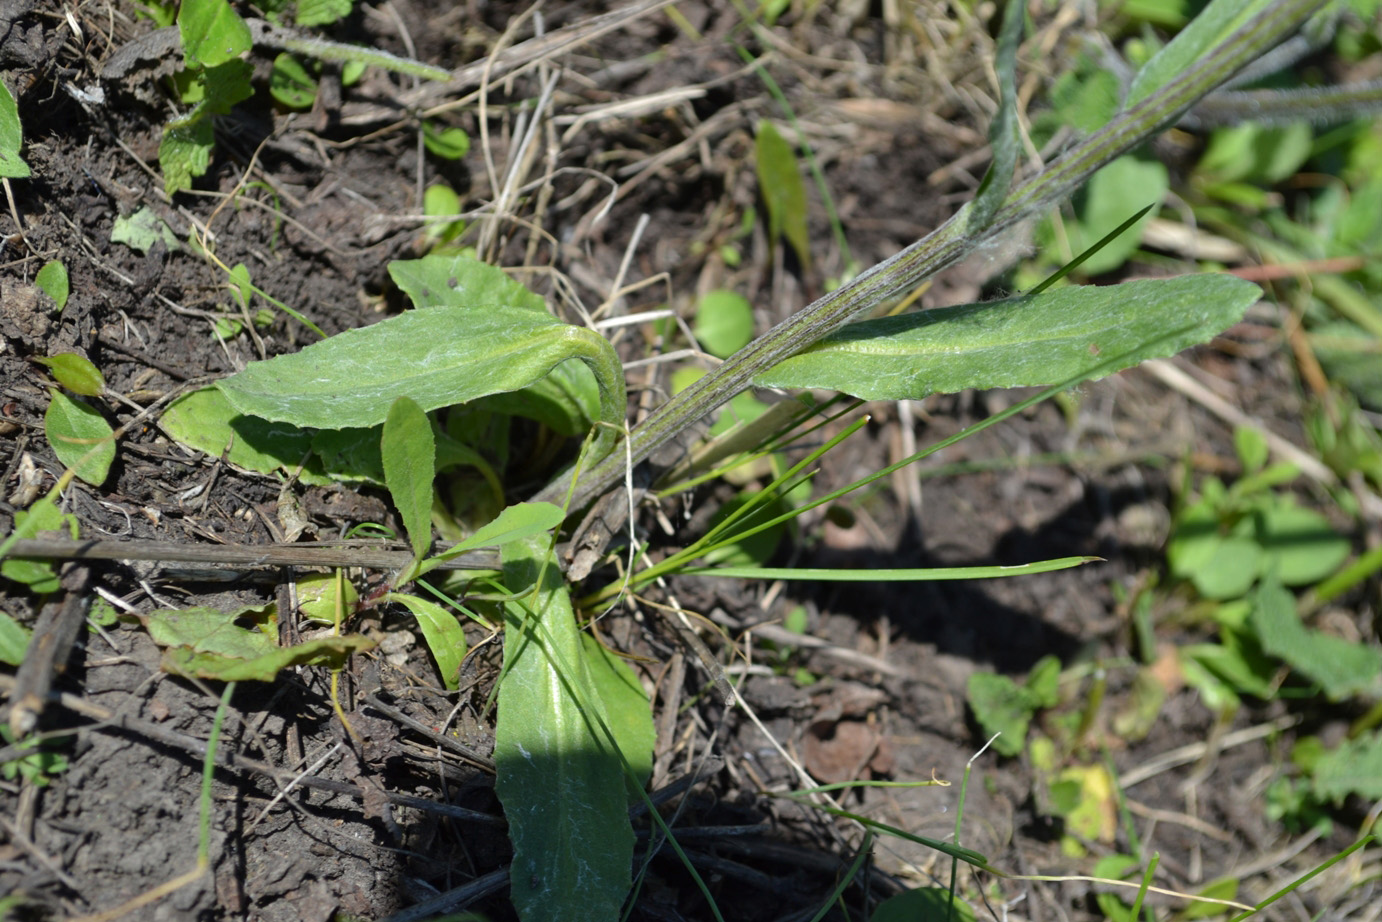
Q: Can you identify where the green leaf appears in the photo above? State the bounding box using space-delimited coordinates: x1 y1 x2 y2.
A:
421 501 565 575
966 672 1038 757
1313 732 1382 802
1250 576 1382 700
1125 0 1276 108
1254 503 1350 587
35 261 69 310
693 290 754 359
142 603 373 682
197 59 253 115
871 887 976 922
755 275 1260 400
294 0 352 27
495 534 633 922
382 397 436 558
1198 122 1314 187
160 387 334 485
218 255 626 463
386 593 467 690
1059 156 1168 276
389 252 546 313
0 78 31 179
295 572 358 624
178 0 252 68
967 0 1023 231
423 122 471 160
270 53 318 109
1234 425 1269 474
45 391 115 487
0 612 31 666
0 496 77 593
580 633 655 794
754 121 811 270
470 359 600 437
159 114 214 195
36 354 104 396
110 206 181 254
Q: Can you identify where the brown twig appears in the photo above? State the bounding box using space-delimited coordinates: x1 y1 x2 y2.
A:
3 538 498 572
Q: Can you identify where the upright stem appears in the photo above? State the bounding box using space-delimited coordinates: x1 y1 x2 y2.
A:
534 0 1324 515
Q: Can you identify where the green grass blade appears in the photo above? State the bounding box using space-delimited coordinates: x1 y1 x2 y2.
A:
679 557 1100 581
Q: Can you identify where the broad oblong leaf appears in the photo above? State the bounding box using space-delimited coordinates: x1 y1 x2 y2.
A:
45 390 115 487
580 633 655 794
382 396 436 558
495 534 633 922
754 275 1260 400
217 255 625 462
160 387 335 485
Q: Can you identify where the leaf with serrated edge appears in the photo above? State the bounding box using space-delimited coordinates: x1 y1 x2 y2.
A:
755 275 1259 400
386 593 467 690
382 397 436 559
495 534 633 922
1251 576 1381 700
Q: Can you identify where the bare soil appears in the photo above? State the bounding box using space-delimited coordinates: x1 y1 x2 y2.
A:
1 3 1374 921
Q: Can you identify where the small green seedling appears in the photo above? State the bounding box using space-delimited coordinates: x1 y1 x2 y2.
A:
35 261 69 311
0 77 31 179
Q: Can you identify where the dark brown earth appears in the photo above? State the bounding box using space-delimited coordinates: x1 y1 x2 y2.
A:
1 3 1376 922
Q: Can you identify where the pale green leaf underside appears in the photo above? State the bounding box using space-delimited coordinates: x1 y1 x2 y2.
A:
495 534 633 922
754 275 1259 400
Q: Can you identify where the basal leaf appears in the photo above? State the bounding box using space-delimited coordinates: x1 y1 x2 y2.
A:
295 0 352 27
871 887 976 922
45 390 115 487
110 206 181 254
35 261 69 310
420 501 564 574
217 256 625 467
580 633 655 794
270 53 318 110
388 253 546 313
966 672 1039 757
1312 732 1382 803
754 275 1259 400
754 121 811 270
178 0 252 68
694 290 754 360
37 354 103 396
1253 502 1350 587
495 534 633 922
382 396 436 559
469 359 600 437
386 593 467 691
296 572 359 624
0 612 31 666
160 387 333 485
1126 0 1276 108
1063 155 1168 276
159 114 214 195
143 603 373 682
0 79 31 179
1250 576 1381 700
